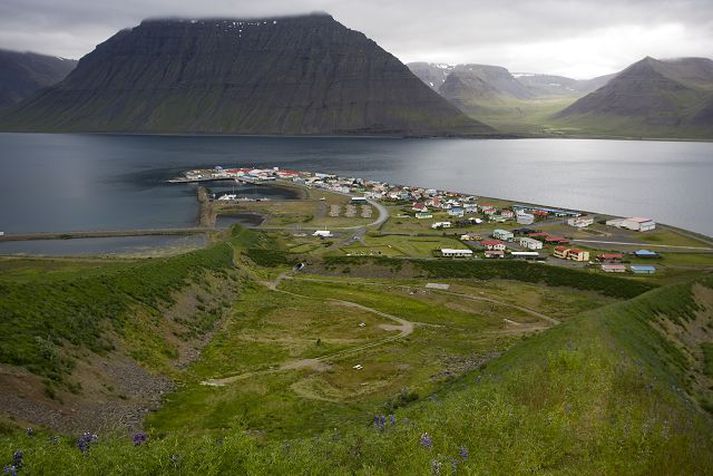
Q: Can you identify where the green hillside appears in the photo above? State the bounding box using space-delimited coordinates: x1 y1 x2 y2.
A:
1 226 712 474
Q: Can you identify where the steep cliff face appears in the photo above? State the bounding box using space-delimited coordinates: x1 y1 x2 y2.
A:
0 49 76 109
0 14 493 136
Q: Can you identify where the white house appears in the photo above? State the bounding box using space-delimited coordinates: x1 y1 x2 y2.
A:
516 212 535 225
567 215 594 228
313 230 333 238
351 196 368 203
440 248 473 258
431 221 452 229
493 229 515 241
517 237 543 250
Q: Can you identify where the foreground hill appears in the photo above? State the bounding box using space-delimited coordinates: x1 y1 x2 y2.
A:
555 57 713 138
0 15 493 136
0 49 76 109
1 246 712 473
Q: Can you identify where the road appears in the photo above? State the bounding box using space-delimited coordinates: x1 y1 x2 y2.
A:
571 239 713 252
201 274 415 387
0 227 211 242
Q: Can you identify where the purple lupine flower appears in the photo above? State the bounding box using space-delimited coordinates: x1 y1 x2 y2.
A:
132 432 148 446
420 432 433 448
373 415 386 431
3 465 17 476
11 451 22 469
389 414 396 425
76 432 98 453
459 446 469 460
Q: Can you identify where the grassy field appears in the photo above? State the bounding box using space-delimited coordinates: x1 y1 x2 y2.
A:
339 234 465 258
2 275 712 474
148 275 591 438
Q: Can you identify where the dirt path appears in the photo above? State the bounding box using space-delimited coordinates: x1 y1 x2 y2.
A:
200 277 416 387
282 276 561 325
432 289 561 325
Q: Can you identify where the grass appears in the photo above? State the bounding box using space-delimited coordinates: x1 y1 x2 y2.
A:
340 235 465 258
322 256 656 299
0 227 261 382
2 275 713 474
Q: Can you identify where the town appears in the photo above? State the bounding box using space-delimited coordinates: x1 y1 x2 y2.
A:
164 165 713 278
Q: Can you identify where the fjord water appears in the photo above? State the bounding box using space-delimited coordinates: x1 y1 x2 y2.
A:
1 133 712 238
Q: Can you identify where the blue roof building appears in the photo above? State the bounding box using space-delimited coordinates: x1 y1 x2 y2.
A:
630 265 656 274
634 249 659 258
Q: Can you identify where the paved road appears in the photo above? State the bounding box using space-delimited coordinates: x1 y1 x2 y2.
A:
571 239 713 252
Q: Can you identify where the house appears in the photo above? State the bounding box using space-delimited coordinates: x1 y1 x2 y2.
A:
468 217 484 225
493 229 515 241
517 237 543 250
415 211 433 219
544 236 569 245
481 239 506 251
633 249 659 259
464 204 478 214
411 202 428 212
553 246 570 259
567 215 595 228
510 251 540 260
500 210 515 219
597 253 624 263
484 250 505 259
460 233 481 241
567 249 590 262
448 207 465 217
313 230 333 238
606 217 656 232
601 264 627 273
441 248 473 258
490 215 508 223
630 265 656 274
516 212 535 225
431 221 452 229
480 206 497 215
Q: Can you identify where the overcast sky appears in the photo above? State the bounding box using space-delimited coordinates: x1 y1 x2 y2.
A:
1 0 712 78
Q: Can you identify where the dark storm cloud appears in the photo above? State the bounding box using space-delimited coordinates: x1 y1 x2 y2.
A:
1 0 712 78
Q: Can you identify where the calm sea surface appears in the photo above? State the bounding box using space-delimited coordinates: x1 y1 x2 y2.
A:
1 133 712 242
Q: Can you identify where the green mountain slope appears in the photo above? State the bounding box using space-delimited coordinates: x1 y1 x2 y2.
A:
554 57 713 138
0 15 493 137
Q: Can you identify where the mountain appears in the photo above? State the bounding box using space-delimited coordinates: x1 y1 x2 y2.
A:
406 62 453 90
0 14 493 136
513 72 615 97
555 57 713 137
0 49 77 109
407 62 619 132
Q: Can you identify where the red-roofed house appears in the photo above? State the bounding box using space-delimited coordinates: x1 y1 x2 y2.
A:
553 246 570 259
480 240 506 251
597 253 624 263
567 249 590 262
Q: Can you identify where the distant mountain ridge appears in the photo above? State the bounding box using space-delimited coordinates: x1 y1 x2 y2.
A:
0 14 493 136
556 57 713 135
408 62 614 102
0 49 77 109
